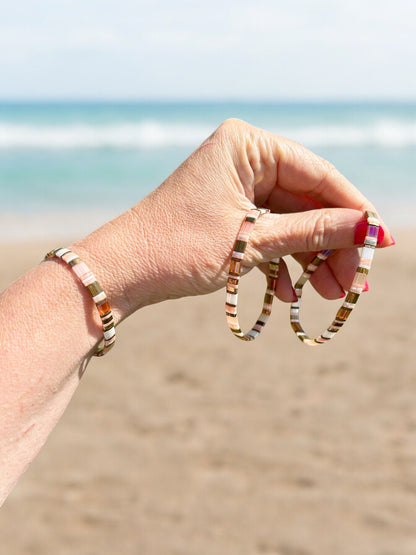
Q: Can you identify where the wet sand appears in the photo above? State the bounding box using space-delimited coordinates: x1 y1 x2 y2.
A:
1 232 415 555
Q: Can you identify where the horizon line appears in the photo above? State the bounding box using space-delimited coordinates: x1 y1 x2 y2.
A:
0 97 416 105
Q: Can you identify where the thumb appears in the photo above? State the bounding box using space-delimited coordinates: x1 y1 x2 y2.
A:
250 208 373 261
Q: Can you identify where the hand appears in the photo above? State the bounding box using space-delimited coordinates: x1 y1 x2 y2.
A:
74 119 393 320
136 120 391 298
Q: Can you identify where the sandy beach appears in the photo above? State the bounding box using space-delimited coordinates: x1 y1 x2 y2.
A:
1 230 415 555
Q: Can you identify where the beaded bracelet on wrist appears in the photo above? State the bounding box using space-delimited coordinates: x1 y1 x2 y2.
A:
44 248 116 357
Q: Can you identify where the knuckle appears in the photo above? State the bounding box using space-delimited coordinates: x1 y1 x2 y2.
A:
214 118 250 140
219 117 245 131
305 210 333 251
315 158 340 193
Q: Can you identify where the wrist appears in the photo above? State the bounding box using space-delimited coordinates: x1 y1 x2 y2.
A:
70 195 168 325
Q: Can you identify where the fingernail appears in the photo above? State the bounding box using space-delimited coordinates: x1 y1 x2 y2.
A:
390 235 396 246
354 221 385 245
340 291 346 298
363 281 369 292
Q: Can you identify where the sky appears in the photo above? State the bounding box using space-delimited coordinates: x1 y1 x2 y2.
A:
1 0 416 101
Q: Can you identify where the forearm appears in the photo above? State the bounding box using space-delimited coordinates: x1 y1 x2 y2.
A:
0 195 164 504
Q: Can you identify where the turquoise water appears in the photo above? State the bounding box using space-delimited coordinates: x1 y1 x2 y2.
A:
1 101 415 239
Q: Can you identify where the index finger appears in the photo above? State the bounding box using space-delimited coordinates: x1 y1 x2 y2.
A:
267 134 393 246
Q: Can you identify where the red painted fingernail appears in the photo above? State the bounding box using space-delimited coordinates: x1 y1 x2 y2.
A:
390 235 396 246
340 291 346 298
363 281 369 292
354 221 385 245
377 226 385 245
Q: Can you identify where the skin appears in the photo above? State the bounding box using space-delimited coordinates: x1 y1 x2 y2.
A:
0 119 394 504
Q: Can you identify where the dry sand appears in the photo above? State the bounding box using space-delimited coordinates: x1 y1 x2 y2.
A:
0 231 415 555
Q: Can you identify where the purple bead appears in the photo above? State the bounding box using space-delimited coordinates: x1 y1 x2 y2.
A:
368 225 378 238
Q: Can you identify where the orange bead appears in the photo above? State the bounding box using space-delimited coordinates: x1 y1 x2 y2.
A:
97 300 111 317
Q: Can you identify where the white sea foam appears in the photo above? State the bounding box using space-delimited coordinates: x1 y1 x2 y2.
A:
280 119 416 148
1 119 416 150
0 121 212 150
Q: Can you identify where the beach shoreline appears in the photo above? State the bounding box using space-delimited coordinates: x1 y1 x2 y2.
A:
0 200 413 246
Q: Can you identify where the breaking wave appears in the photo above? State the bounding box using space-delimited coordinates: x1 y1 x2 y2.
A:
1 119 416 149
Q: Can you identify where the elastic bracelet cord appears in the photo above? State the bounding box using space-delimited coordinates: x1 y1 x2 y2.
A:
44 248 116 357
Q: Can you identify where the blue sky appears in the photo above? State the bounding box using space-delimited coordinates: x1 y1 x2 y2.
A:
1 0 416 100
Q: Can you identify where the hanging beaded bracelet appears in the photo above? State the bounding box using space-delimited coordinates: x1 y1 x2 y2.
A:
44 248 116 356
225 208 280 341
290 210 379 345
226 209 380 346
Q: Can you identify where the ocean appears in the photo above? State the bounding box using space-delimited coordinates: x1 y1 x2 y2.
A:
0 101 415 241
